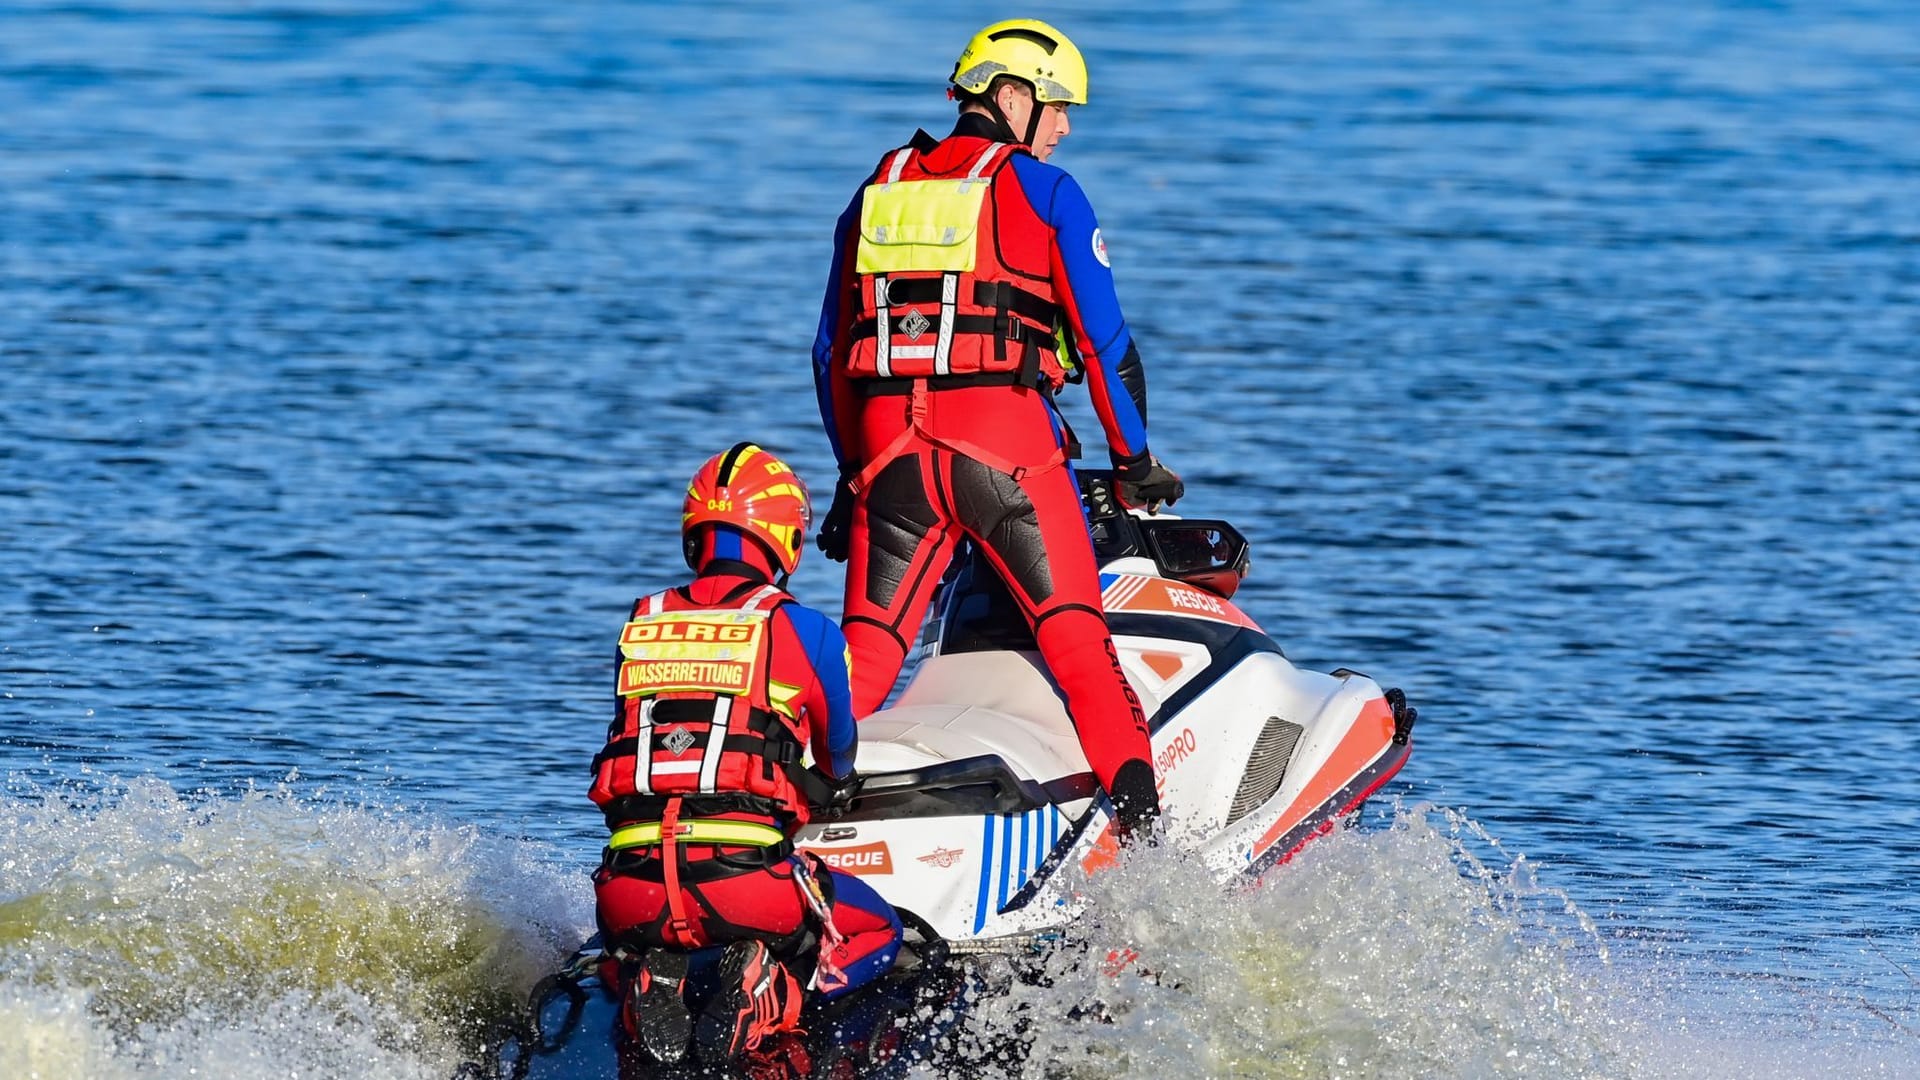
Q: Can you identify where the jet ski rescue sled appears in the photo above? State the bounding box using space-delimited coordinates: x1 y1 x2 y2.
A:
483 473 1417 1079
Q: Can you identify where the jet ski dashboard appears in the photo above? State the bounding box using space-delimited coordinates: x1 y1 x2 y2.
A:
1081 471 1251 598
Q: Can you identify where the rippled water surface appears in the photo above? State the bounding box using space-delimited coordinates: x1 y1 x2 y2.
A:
5 1 1919 1076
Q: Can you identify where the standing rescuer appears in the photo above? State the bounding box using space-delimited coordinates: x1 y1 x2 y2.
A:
811 19 1184 834
590 443 901 1068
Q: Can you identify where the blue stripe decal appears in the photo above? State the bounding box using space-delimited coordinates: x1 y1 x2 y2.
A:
1006 810 1021 903
1018 811 1031 895
1034 808 1044 871
974 814 995 933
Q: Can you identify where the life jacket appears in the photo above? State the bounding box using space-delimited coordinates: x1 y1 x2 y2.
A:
844 135 1068 389
588 579 815 829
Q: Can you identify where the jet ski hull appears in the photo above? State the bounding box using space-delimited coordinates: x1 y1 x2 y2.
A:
792 584 1417 941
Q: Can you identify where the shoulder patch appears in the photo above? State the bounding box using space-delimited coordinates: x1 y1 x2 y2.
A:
1092 228 1110 268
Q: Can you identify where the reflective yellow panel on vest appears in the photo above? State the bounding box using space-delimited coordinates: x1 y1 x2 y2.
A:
617 611 768 697
853 179 987 274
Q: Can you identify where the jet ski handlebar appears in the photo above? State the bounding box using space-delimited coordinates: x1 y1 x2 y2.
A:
1079 470 1252 599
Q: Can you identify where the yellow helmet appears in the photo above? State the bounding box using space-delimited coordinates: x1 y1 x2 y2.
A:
951 19 1088 106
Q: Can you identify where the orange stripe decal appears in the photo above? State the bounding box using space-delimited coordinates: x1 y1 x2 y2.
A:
1103 575 1263 631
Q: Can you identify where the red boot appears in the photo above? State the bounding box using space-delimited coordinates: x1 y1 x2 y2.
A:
696 940 803 1060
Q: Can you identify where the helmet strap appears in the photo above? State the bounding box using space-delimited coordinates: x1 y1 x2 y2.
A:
979 79 1045 147
982 93 1022 146
1021 100 1043 149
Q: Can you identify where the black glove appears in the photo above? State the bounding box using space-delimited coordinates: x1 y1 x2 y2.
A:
815 470 856 562
1112 449 1184 511
829 770 861 811
811 768 861 817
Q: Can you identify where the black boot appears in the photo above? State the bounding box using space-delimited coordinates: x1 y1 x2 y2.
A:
1107 759 1161 843
624 950 692 1063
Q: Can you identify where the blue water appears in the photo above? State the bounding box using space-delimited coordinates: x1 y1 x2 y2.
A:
5 1 1919 1076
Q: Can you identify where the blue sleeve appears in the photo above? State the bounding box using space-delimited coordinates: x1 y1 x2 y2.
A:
782 603 857 778
812 188 866 469
1009 155 1150 458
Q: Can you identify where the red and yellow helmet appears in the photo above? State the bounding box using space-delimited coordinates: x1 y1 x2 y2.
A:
680 442 812 576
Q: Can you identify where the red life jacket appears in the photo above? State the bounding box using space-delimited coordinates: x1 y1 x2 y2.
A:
588 580 814 827
844 136 1067 389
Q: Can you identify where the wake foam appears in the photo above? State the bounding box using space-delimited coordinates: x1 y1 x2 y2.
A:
0 777 590 1080
933 804 1643 1079
924 804 1920 1079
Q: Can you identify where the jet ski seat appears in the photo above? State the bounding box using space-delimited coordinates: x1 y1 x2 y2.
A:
842 651 1098 820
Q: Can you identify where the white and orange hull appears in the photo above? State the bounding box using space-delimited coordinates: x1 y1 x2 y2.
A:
796 516 1417 944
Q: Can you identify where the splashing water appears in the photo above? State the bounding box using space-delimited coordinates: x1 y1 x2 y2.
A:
0 778 590 1080
926 805 1920 1080
930 805 1640 1079
6 784 1915 1079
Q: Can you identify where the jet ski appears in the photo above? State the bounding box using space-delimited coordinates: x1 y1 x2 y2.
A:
480 472 1416 1079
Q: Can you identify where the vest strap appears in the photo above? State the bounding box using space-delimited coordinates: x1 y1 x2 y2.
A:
934 272 957 376
973 279 1060 329
855 278 1058 330
857 371 1035 395
590 727 801 776
632 699 656 796
874 274 893 377
846 380 1067 497
882 147 912 186
601 792 785 825
696 695 729 791
659 797 699 948
849 311 1050 350
599 838 797 882
608 818 789 850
